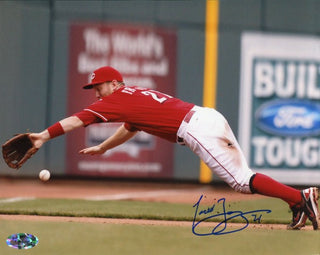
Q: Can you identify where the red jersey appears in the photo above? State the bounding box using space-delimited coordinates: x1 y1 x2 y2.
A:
74 86 194 142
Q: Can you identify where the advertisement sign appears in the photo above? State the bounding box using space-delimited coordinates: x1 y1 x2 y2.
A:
239 32 320 184
66 23 177 178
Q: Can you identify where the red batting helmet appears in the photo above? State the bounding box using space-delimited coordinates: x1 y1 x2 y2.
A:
83 66 123 89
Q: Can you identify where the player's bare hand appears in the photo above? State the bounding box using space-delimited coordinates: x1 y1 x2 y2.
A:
79 145 106 155
29 131 50 149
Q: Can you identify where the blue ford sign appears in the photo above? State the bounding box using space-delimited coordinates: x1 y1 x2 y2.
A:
255 100 320 136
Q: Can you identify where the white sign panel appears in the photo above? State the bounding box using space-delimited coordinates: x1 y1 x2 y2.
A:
239 31 320 185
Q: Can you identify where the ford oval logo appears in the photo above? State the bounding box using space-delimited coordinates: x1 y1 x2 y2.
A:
255 100 320 136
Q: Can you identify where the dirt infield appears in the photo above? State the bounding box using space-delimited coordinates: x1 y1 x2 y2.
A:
0 177 262 203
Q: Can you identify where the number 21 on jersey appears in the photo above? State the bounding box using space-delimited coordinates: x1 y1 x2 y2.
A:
141 90 172 104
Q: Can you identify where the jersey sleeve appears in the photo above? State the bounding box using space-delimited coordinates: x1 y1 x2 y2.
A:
73 110 101 126
123 122 140 132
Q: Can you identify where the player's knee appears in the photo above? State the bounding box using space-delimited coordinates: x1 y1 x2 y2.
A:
233 183 252 194
231 173 255 194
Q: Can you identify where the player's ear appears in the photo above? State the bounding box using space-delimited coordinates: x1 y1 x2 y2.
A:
108 80 115 86
111 80 120 88
110 80 119 92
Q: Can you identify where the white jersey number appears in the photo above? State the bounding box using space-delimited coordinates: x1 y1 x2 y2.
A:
141 90 172 104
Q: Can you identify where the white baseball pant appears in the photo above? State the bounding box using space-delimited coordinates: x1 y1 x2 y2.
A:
177 105 255 194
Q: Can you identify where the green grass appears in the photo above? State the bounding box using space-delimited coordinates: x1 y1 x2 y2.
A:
0 197 310 225
0 219 319 255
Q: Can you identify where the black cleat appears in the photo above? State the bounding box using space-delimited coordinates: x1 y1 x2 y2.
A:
301 187 319 230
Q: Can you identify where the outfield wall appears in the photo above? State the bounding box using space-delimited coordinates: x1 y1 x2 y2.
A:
0 0 319 184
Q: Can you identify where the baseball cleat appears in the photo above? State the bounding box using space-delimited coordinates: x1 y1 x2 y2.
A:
287 205 307 230
301 187 319 230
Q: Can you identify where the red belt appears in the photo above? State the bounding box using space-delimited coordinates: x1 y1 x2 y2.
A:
183 110 195 123
177 110 196 144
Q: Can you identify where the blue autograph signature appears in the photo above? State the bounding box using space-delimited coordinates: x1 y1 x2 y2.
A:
192 195 272 236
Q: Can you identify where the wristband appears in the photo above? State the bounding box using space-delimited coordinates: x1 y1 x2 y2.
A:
47 122 65 139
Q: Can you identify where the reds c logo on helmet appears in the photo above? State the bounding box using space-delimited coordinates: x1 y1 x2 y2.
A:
90 72 96 81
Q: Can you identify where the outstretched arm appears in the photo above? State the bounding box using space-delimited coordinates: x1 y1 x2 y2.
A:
79 124 137 155
2 116 84 169
29 116 84 149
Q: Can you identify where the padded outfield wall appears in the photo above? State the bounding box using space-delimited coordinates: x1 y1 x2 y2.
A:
0 0 319 184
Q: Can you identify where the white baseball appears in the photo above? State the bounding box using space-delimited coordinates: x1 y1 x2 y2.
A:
39 169 50 182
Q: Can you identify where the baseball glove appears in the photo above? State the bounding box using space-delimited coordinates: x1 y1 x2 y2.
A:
2 133 38 169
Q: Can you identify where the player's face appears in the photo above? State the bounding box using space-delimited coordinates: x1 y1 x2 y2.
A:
94 82 113 99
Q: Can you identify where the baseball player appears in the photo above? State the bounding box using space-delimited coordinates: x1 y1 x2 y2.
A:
10 66 320 230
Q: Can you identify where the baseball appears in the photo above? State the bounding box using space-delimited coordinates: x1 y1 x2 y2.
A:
39 169 50 182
